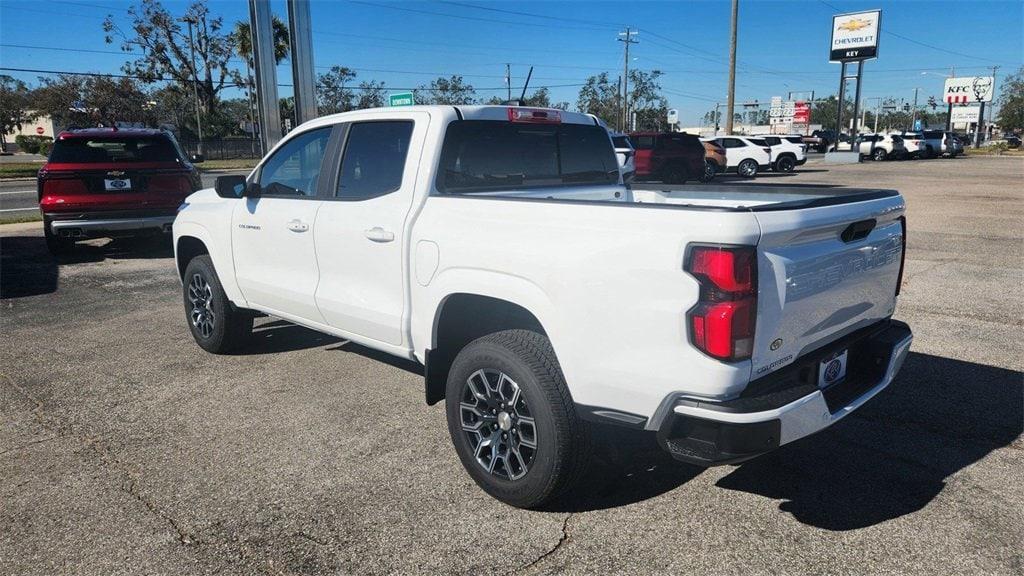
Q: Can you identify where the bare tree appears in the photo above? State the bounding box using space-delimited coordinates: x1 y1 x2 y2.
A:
104 0 238 116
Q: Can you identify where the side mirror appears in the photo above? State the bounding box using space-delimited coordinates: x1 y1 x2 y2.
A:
189 153 205 164
214 175 247 199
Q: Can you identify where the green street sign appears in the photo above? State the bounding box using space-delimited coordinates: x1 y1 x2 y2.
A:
389 92 414 107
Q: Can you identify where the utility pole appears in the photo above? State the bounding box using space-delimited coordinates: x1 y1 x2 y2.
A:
725 0 739 134
910 87 919 131
506 63 511 102
988 65 999 130
179 16 203 155
945 65 955 131
618 28 638 131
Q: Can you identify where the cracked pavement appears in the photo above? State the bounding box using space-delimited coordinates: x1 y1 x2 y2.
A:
2 156 1022 575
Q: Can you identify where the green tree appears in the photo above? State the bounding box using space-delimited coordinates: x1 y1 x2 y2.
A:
414 76 475 105
104 0 238 117
0 76 38 152
576 72 620 129
628 70 668 131
355 80 388 110
317 66 357 114
996 66 1024 132
229 17 290 66
32 74 156 128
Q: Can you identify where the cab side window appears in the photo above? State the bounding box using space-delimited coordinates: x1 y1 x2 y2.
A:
257 127 332 197
336 121 414 200
721 138 745 148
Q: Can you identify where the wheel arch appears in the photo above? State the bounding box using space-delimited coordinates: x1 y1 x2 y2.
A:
424 291 556 406
175 235 209 280
173 221 247 306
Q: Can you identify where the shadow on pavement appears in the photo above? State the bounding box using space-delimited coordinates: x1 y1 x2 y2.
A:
0 234 174 299
715 351 1022 530
245 319 343 354
0 236 57 299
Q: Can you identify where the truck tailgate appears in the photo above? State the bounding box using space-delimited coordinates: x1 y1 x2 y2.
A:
751 194 905 378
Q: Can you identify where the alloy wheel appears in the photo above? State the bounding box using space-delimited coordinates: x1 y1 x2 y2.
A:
188 273 215 338
459 369 537 481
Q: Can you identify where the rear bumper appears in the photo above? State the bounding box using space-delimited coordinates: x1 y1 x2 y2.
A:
45 211 176 237
656 320 913 466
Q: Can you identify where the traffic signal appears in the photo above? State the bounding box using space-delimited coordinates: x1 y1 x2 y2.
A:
927 96 937 110
903 103 911 112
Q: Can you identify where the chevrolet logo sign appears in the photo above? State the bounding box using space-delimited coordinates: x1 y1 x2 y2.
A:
838 18 871 32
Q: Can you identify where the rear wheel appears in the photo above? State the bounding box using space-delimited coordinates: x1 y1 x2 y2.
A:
737 159 758 178
872 148 887 162
775 155 796 172
182 255 253 354
445 329 590 509
698 160 717 182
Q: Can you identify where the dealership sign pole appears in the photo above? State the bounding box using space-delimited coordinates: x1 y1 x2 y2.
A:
828 9 880 153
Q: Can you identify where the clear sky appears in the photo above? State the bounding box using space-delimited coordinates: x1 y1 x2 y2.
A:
1 0 1021 125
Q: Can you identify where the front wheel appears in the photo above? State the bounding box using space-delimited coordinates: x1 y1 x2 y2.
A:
182 255 253 354
872 148 887 162
445 329 590 509
698 160 717 182
737 159 758 178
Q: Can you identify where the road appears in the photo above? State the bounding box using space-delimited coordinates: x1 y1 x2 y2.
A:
0 170 249 217
1 156 1021 575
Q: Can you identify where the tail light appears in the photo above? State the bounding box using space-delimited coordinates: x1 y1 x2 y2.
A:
685 245 757 361
896 216 906 296
508 107 561 124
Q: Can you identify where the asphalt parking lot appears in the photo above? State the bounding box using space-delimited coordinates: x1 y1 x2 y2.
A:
2 156 1022 575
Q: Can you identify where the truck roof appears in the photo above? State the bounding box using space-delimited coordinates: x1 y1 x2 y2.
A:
57 127 170 139
310 105 598 126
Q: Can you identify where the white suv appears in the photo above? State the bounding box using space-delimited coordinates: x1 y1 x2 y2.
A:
715 136 772 177
761 135 808 172
899 131 938 159
855 133 906 161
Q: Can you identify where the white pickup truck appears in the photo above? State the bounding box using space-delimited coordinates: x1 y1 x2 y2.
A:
173 105 913 508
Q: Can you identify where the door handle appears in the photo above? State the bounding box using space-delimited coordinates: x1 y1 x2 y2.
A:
364 227 395 243
287 219 308 233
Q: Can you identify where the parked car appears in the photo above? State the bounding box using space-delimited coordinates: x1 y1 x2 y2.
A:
38 127 203 254
1004 135 1021 149
899 131 938 159
804 130 850 153
853 133 906 161
761 135 808 172
940 131 963 157
174 105 912 508
609 132 635 182
700 138 727 182
714 136 772 177
628 131 706 184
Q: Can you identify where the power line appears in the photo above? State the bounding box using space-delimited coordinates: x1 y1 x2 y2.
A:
348 1 613 32
0 66 584 92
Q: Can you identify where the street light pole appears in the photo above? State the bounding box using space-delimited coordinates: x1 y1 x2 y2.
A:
725 0 739 135
910 87 919 131
181 17 204 155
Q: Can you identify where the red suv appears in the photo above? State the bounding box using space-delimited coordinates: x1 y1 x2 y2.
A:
38 128 202 254
627 131 706 184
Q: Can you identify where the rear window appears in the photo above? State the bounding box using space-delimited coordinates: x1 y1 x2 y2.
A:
437 120 619 194
749 138 768 147
611 135 632 149
49 136 182 163
891 135 903 143
764 137 781 146
633 135 655 150
785 136 804 144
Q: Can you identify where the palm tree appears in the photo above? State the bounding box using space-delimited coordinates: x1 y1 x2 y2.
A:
230 17 289 154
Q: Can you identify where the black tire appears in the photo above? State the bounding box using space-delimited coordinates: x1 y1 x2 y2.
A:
775 155 796 172
42 218 73 255
872 148 887 162
445 329 590 509
698 159 717 183
925 146 936 159
182 254 253 354
737 158 758 178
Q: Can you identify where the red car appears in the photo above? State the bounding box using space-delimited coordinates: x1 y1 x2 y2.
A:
38 128 203 254
627 131 706 184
